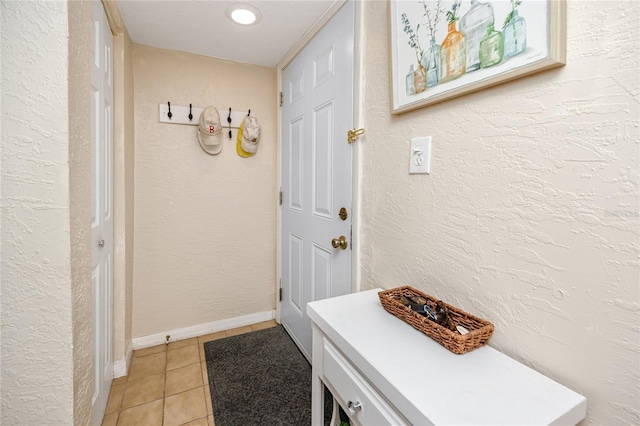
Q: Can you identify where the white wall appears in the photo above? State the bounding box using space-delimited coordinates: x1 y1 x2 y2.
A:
1 2 75 423
360 1 639 424
132 45 277 338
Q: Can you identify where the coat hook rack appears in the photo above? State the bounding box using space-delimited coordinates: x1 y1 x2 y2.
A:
227 108 232 139
158 104 255 128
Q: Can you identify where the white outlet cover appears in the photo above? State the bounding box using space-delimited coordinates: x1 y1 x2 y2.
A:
409 136 431 174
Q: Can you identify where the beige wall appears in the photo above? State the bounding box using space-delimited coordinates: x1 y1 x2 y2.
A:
132 45 277 338
113 24 136 371
360 1 639 424
124 32 135 359
68 1 93 424
1 1 78 423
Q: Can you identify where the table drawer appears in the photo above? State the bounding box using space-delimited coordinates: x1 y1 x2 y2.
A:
322 338 408 426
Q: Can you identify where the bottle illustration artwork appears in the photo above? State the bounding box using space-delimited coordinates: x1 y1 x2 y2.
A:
459 0 494 72
406 64 416 96
440 1 465 83
503 1 527 59
479 23 503 68
440 21 466 83
422 37 441 88
420 0 444 88
413 63 427 94
401 12 426 94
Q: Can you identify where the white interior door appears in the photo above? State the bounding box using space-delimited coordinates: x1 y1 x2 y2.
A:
281 1 354 360
91 2 114 424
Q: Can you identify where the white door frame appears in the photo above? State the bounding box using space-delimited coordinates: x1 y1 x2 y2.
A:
275 0 364 322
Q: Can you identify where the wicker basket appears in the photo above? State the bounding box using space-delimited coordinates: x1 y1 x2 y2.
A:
378 286 494 354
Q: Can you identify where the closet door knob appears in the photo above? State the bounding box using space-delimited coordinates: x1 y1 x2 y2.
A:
98 240 105 248
347 400 362 415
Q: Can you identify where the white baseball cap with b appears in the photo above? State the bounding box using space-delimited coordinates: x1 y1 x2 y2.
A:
198 106 223 155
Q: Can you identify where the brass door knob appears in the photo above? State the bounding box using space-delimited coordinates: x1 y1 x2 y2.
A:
331 236 348 250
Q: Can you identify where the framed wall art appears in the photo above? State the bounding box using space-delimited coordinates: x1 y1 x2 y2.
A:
389 0 566 114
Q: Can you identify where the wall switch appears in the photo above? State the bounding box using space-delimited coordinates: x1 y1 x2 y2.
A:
409 136 431 174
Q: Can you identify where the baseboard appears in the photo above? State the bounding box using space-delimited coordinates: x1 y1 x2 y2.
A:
131 310 275 350
113 343 132 378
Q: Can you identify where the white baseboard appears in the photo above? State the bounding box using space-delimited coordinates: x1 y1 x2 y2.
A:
131 310 275 350
113 343 132 378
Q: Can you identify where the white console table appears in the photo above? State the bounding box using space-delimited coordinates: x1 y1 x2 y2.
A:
307 289 587 425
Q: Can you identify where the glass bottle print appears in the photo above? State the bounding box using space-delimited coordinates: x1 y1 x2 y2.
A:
459 0 494 72
413 63 427 94
503 10 527 59
479 23 503 68
401 12 426 94
406 65 416 96
440 21 466 83
421 37 441 88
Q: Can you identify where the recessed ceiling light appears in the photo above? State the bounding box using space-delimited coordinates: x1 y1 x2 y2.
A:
226 3 262 26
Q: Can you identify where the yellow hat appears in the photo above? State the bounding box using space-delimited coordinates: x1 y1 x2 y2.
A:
236 116 261 157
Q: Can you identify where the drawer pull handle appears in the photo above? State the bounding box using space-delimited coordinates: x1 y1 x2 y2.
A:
347 400 362 415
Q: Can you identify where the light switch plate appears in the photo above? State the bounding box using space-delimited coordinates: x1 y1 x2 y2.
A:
409 136 431 174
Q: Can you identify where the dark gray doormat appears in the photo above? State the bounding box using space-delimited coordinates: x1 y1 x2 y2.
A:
204 325 345 426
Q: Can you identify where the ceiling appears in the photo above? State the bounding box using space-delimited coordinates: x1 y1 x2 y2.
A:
115 0 337 68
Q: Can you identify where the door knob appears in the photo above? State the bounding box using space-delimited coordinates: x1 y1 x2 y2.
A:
331 236 348 250
98 239 105 248
347 400 362 415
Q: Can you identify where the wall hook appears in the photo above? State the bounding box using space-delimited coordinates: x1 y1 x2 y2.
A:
247 109 251 117
188 104 193 121
167 102 172 119
227 108 232 139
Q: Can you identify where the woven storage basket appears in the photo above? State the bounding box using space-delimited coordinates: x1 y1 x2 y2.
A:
378 286 494 354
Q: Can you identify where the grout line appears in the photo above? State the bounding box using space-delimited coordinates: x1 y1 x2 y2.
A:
114 377 127 426
178 413 209 426
162 348 168 426
119 396 165 412
201 386 208 424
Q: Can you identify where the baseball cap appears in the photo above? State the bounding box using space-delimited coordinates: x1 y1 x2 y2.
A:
236 116 261 157
198 106 223 155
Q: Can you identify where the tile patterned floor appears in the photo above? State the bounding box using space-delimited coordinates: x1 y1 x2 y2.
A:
102 320 278 426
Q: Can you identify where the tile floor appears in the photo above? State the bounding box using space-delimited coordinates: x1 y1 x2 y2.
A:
102 320 278 426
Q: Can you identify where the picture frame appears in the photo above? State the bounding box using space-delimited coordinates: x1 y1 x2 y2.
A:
389 0 566 114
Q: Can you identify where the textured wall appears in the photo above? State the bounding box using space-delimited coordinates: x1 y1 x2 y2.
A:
132 45 277 338
113 25 135 370
124 29 135 365
360 1 639 424
0 1 75 424
68 2 94 424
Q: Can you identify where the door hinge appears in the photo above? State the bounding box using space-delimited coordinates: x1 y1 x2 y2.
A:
280 91 283 107
350 225 352 250
279 188 283 205
347 128 365 144
279 279 283 302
